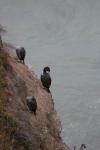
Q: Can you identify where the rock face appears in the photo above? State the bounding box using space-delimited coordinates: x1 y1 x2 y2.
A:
2 46 69 150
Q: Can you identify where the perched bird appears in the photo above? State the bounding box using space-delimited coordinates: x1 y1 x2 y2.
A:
26 96 37 115
80 144 86 150
73 144 86 150
16 46 26 64
0 35 3 48
41 66 51 93
73 146 76 150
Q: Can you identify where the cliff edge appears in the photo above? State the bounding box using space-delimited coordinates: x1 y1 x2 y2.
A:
0 45 69 150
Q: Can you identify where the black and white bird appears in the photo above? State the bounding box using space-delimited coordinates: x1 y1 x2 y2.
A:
80 144 86 150
16 46 26 64
41 66 51 93
26 96 37 115
73 144 86 150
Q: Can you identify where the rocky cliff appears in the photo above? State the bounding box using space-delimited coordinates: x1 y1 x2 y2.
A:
0 44 69 150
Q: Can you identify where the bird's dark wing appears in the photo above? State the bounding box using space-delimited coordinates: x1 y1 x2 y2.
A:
41 74 51 88
20 48 26 59
48 75 51 86
16 49 21 59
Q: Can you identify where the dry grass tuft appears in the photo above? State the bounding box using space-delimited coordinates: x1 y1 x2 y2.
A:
0 48 8 113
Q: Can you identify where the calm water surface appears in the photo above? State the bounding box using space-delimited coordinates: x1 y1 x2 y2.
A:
0 0 100 149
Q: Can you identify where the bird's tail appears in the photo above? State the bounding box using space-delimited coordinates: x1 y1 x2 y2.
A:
44 87 50 93
34 111 36 116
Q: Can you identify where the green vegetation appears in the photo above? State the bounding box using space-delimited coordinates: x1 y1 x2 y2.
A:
13 134 31 150
40 135 49 150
